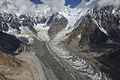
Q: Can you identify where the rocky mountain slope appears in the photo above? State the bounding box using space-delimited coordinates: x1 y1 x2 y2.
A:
0 31 34 80
0 10 69 80
65 6 120 51
64 5 120 80
0 51 33 80
0 31 30 54
47 13 68 38
0 13 38 33
0 12 68 41
96 48 120 80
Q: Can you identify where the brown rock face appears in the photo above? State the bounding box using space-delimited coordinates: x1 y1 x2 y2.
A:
0 51 34 80
0 51 29 70
48 13 68 38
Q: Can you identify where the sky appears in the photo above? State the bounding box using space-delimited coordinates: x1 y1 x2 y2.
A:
30 0 43 4
65 0 82 8
30 0 82 8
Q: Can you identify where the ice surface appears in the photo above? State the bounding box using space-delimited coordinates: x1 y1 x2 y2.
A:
48 40 107 80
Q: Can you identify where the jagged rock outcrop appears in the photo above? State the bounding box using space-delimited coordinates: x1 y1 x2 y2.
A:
48 13 68 38
0 12 41 34
0 12 68 39
0 31 21 53
94 6 120 43
0 31 30 54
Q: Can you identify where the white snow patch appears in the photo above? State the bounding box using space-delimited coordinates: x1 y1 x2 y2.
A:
106 39 113 44
57 14 63 19
92 18 108 36
112 9 116 14
53 29 70 41
34 24 50 41
99 27 108 36
7 27 34 44
59 7 90 31
77 34 81 39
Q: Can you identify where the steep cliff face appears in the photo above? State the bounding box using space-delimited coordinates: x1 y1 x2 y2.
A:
65 6 120 51
48 13 68 38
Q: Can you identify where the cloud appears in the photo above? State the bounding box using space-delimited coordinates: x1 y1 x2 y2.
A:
0 0 36 14
76 0 120 9
76 0 99 9
15 0 36 14
0 0 66 15
98 0 120 8
0 0 119 16
41 0 65 12
76 0 86 8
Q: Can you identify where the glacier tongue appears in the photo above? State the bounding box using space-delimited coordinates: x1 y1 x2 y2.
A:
48 39 110 80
